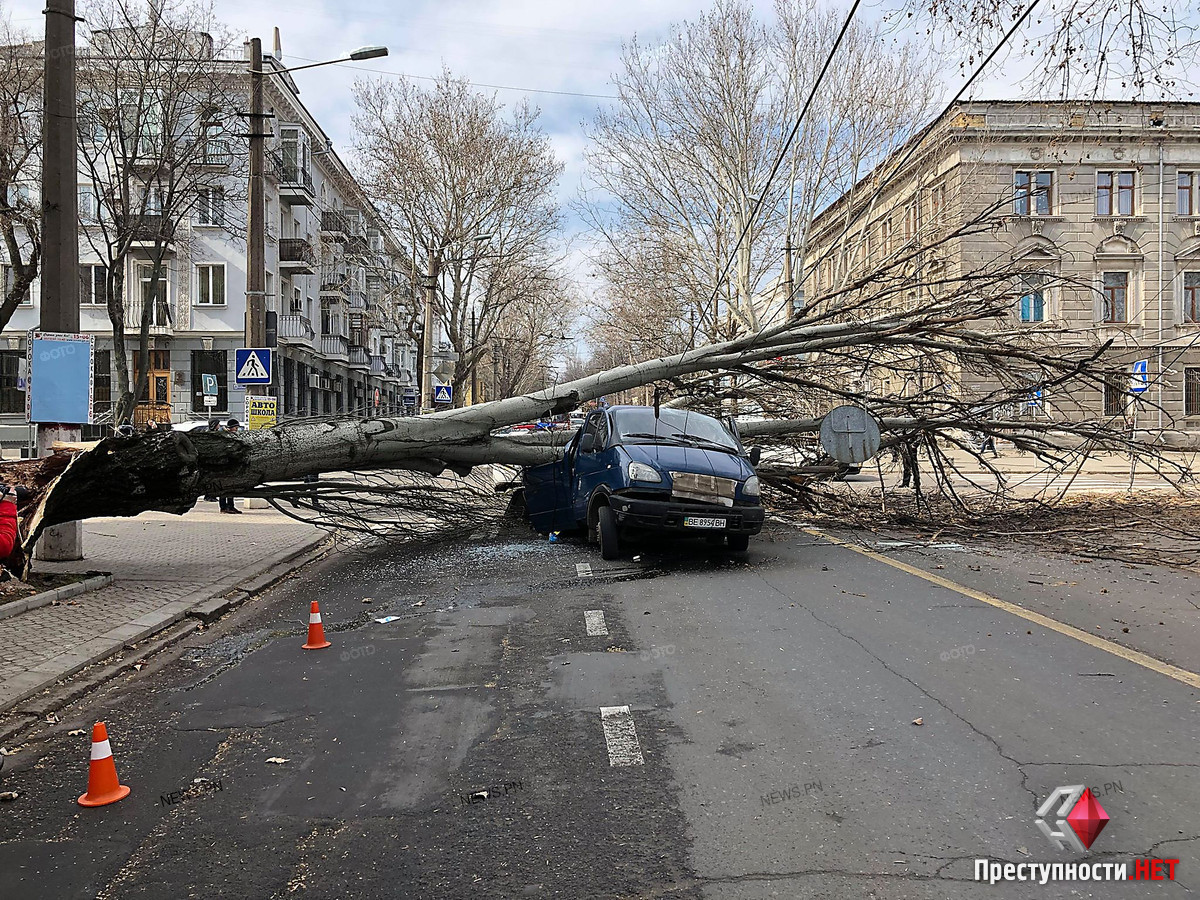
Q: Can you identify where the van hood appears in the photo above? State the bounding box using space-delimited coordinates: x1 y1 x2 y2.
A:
622 442 753 482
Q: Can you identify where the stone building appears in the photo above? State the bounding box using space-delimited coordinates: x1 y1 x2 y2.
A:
800 100 1200 437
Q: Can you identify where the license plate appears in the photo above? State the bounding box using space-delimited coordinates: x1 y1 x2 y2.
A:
683 516 726 529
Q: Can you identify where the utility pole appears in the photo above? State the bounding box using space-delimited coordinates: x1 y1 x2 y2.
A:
244 37 267 401
470 306 478 405
421 249 437 412
36 0 83 561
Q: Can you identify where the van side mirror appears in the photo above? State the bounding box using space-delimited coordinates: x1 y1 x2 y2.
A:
748 446 761 466
579 433 595 453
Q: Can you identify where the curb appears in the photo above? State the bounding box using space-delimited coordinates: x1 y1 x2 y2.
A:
0 573 113 622
0 533 334 718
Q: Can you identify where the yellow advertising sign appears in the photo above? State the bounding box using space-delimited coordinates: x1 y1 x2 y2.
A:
246 396 278 430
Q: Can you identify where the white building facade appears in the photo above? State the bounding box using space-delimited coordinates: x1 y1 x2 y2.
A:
0 38 418 445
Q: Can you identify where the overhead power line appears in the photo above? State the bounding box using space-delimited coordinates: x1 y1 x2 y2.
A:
285 54 620 101
706 0 865 314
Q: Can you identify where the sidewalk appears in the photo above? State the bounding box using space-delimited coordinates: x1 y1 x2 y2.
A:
939 445 1198 475
0 504 327 714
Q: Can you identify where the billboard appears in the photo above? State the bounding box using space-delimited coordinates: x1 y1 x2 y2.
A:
26 331 94 425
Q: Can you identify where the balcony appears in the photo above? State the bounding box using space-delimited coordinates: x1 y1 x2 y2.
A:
277 313 316 349
271 152 315 205
278 237 316 274
349 346 370 369
125 295 174 333
320 265 348 299
129 214 175 248
370 354 386 376
320 210 349 241
199 138 232 168
320 334 348 361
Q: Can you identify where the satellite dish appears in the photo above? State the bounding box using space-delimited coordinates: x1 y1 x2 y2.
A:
819 405 881 465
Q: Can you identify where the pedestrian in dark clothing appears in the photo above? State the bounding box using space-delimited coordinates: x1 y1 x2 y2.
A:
980 434 999 457
204 419 222 502
899 439 920 491
218 419 242 514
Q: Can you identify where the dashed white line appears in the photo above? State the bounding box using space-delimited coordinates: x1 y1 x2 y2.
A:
584 609 608 636
576 562 593 578
599 705 644 767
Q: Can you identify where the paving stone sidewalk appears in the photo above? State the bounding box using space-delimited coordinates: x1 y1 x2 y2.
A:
0 505 327 713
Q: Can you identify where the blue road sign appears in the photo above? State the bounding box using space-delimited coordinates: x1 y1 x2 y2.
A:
202 373 219 396
1131 359 1149 393
433 384 453 404
1026 389 1043 408
235 348 273 385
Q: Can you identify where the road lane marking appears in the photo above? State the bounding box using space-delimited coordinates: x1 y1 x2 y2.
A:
585 609 608 636
808 530 1200 691
576 563 593 578
599 705 645 767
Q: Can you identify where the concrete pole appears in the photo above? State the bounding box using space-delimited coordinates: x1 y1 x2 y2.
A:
244 37 267 400
36 0 83 561
470 305 478 405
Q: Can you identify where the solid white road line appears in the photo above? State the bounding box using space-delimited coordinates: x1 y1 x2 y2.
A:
599 705 645 767
584 609 608 636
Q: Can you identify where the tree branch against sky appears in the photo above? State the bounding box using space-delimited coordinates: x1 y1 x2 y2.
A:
351 71 566 404
0 16 41 330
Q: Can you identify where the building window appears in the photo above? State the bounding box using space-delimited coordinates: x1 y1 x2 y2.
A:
0 265 31 305
1103 378 1126 417
1096 170 1135 216
79 264 107 306
190 349 227 413
1179 172 1195 216
79 186 99 224
196 263 225 306
292 285 303 314
930 183 946 220
1019 273 1046 322
196 186 224 226
1184 272 1200 324
1014 171 1053 216
902 202 918 240
137 264 171 325
879 218 893 256
0 351 22 414
1186 368 1200 416
94 349 111 415
1101 271 1129 323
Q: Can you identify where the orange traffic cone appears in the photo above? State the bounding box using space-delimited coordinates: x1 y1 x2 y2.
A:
302 600 331 650
78 722 131 807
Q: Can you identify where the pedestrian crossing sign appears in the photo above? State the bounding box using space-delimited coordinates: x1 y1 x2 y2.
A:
235 348 273 385
433 384 453 404
1130 359 1149 393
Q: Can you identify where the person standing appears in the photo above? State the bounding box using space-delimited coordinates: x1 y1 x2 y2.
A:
218 419 242 514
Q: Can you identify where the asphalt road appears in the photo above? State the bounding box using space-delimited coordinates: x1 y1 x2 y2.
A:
0 520 1196 899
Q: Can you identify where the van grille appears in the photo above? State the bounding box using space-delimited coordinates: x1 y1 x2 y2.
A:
669 472 736 507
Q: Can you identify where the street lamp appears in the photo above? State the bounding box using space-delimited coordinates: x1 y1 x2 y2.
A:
244 37 389 405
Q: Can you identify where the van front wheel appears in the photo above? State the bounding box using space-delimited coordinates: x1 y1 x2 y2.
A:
597 506 620 560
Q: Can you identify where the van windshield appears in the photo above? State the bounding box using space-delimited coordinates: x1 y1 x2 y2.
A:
610 407 741 452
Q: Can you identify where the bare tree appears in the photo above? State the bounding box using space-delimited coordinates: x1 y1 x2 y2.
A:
352 72 564 405
0 19 41 328
76 0 245 424
581 0 940 361
903 0 1199 98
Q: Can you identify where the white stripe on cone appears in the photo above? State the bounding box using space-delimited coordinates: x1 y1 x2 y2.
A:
309 613 321 624
90 739 113 761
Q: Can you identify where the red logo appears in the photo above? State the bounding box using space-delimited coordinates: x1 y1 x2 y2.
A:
1036 786 1110 852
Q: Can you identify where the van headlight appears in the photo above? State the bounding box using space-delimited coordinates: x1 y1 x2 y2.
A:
628 461 662 483
742 475 761 497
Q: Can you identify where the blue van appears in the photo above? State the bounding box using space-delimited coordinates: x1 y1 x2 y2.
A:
522 405 764 559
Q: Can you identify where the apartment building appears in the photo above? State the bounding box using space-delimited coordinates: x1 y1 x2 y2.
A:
0 36 418 443
800 101 1200 436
